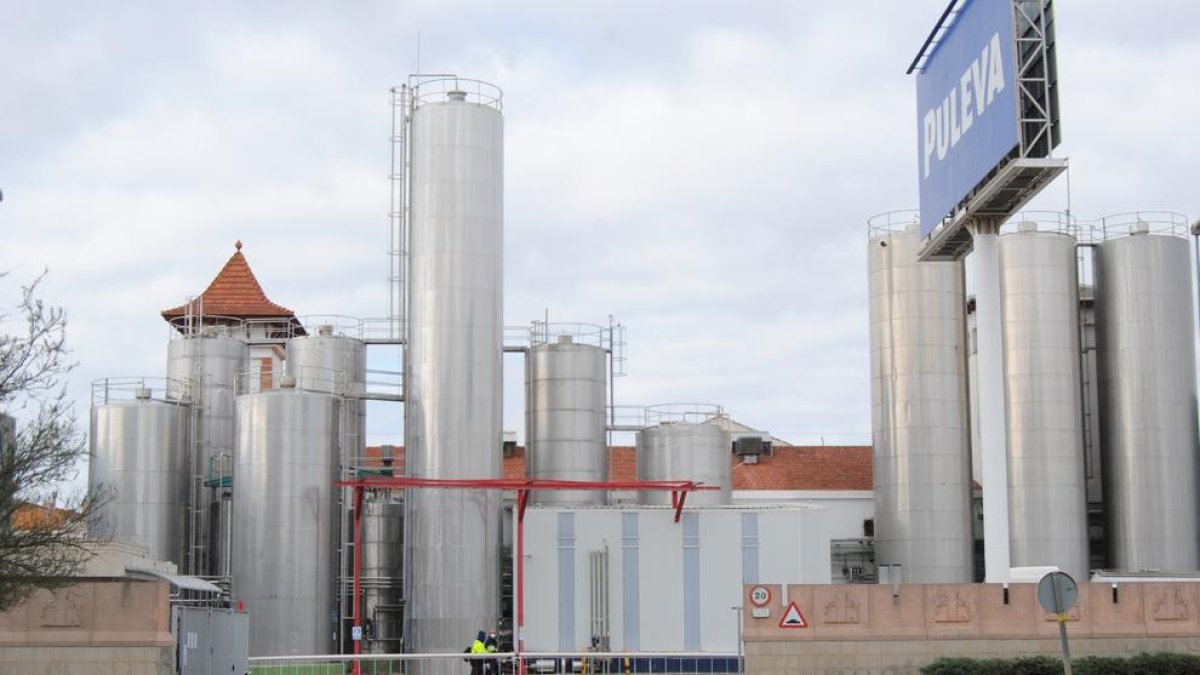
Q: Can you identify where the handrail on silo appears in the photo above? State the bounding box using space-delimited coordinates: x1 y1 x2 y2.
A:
402 76 503 111
91 377 193 406
866 210 920 237
167 315 247 340
1094 211 1189 240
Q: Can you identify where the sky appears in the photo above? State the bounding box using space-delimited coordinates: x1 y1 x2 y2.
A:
2 1 1198 480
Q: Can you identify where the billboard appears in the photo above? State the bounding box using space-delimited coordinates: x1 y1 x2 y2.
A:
915 0 1019 238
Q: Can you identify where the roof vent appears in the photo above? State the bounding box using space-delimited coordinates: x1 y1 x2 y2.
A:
447 90 467 102
1131 221 1150 235
318 324 334 336
134 387 152 400
556 334 574 345
279 375 297 389
1018 221 1037 233
733 435 771 458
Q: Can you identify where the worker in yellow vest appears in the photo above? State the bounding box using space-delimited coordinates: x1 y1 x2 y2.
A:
468 630 487 675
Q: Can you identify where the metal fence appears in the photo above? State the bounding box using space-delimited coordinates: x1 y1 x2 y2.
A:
248 652 741 675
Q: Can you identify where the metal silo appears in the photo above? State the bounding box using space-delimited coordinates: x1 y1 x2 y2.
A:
286 325 367 396
362 493 404 654
1095 223 1200 571
867 214 973 583
285 324 378 652
166 330 248 576
999 225 1088 579
636 422 731 506
89 387 189 564
232 387 339 656
526 333 608 505
402 79 504 655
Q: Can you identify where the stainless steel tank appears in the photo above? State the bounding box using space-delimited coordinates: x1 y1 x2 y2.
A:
526 335 608 505
1095 230 1200 571
166 331 248 575
999 226 1089 579
286 327 374 651
867 218 973 583
286 328 367 397
362 494 404 654
89 398 189 564
231 388 339 656
635 422 731 506
403 81 504 655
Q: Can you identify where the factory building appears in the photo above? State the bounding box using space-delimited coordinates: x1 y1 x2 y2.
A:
84 71 1200 666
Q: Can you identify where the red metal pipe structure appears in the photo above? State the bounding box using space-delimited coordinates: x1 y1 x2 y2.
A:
334 476 716 675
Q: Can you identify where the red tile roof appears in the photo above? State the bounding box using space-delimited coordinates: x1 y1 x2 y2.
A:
162 241 299 322
362 444 873 491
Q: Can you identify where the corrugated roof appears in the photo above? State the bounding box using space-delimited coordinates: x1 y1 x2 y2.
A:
362 444 873 491
161 241 299 322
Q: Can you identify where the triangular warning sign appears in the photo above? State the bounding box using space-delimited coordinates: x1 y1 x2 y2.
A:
779 601 808 628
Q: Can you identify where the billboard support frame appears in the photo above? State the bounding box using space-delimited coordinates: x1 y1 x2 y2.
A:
914 0 1064 261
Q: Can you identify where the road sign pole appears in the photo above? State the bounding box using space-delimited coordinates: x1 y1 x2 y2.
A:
1054 576 1073 675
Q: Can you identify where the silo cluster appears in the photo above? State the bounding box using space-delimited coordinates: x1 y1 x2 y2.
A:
868 212 1200 582
90 320 372 656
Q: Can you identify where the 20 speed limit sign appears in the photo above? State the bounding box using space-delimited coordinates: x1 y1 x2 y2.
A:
749 586 771 607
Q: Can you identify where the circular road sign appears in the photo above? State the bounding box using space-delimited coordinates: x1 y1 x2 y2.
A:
749 586 771 607
1037 571 1079 614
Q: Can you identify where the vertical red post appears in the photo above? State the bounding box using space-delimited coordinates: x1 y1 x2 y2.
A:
352 485 364 675
516 488 529 675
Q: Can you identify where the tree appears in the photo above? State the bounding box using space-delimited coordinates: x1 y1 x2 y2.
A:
0 272 106 611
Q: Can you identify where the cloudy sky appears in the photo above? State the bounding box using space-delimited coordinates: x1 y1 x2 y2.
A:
2 1 1197 469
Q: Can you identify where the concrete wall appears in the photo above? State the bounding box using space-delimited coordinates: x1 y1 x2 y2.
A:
521 505 830 653
733 491 874 540
0 580 174 675
743 582 1200 674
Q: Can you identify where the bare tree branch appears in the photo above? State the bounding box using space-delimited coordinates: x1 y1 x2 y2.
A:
0 271 108 611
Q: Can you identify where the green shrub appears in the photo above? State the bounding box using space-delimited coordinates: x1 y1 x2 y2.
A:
923 652 1200 675
1073 656 1129 675
1126 651 1200 675
1010 655 1062 675
922 657 992 675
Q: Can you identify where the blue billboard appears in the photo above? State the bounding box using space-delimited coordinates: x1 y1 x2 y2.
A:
915 0 1019 238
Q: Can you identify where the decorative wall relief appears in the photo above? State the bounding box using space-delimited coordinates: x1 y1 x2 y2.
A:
40 588 84 628
932 590 973 623
823 592 862 624
1151 588 1190 622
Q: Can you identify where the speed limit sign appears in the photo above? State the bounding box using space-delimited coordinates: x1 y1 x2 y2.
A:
749 585 771 607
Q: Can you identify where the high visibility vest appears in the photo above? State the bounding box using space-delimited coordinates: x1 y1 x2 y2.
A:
471 639 487 654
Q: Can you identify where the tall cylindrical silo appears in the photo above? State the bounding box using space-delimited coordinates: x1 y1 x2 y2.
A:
999 226 1088 579
166 331 248 576
403 82 504 655
636 423 732 506
526 335 608 505
1095 230 1200 571
232 387 339 656
89 395 189 564
868 219 973 583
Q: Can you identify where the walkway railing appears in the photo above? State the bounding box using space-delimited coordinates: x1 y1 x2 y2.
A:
248 651 741 675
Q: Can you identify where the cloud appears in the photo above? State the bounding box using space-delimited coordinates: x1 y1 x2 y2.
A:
1 1 1196 480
